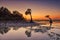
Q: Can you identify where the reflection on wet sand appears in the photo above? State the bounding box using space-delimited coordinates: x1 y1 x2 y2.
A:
0 27 10 35
47 30 60 40
25 25 52 37
0 22 60 40
0 22 50 35
0 22 40 35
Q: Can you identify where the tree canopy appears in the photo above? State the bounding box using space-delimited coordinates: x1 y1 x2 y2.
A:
0 7 25 22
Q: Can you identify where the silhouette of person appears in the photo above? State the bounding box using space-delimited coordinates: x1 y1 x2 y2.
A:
45 15 53 28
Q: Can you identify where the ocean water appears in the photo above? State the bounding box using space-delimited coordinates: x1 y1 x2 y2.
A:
0 21 60 40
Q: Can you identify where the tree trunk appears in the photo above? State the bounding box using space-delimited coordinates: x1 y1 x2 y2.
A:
30 14 33 23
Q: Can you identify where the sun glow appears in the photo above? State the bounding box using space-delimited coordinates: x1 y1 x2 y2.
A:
0 0 60 20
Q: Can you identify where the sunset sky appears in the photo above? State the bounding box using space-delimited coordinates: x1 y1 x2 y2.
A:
0 0 60 20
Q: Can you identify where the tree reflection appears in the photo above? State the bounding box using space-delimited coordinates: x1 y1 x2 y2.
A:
25 24 53 37
25 30 31 37
0 22 40 35
25 26 32 37
0 27 10 35
0 22 54 38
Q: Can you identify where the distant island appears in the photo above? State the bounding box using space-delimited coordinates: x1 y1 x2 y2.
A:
0 7 26 22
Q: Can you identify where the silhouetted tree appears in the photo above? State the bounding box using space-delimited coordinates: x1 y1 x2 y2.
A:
25 9 33 23
45 15 53 28
0 7 12 20
13 11 25 21
0 7 4 20
0 7 26 22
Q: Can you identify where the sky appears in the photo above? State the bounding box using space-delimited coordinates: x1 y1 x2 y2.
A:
0 0 60 20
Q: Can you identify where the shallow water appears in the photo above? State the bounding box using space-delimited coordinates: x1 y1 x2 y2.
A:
0 21 60 40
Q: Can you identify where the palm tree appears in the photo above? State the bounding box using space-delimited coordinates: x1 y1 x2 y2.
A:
25 9 33 23
45 15 49 18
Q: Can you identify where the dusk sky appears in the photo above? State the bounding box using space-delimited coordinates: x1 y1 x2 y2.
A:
0 0 60 20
